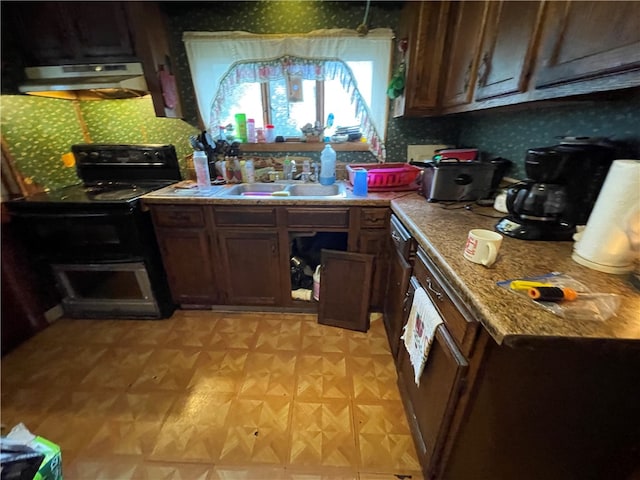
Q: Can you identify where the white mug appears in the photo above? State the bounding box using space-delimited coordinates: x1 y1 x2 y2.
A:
463 229 503 267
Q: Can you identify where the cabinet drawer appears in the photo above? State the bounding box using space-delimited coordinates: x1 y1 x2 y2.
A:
286 207 349 229
390 214 413 260
413 246 477 355
215 207 277 227
153 206 205 228
360 208 389 228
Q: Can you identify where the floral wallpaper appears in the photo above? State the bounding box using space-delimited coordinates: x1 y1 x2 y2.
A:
162 1 640 176
2 1 638 192
0 95 198 191
0 95 85 190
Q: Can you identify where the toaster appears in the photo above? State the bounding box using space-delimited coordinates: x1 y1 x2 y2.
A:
419 160 495 202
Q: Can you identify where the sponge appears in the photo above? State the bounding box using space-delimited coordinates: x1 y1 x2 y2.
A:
271 191 290 197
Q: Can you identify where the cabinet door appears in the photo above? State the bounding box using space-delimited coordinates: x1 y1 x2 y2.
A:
69 2 135 61
397 323 468 476
5 1 135 65
383 249 412 361
441 1 489 108
393 1 450 117
156 229 217 306
217 230 282 306
357 229 388 309
474 1 545 100
535 1 640 88
318 250 373 332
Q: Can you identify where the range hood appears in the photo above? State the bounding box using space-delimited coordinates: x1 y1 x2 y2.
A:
18 62 149 100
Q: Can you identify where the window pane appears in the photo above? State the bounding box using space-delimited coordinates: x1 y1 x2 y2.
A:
219 83 263 138
325 61 372 130
270 78 317 138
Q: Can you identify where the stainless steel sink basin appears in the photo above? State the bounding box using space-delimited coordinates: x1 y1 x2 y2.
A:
219 181 346 198
223 183 289 196
287 183 342 196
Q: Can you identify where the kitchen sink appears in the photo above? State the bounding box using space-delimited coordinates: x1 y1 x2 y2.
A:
223 183 288 196
286 183 342 196
219 181 347 198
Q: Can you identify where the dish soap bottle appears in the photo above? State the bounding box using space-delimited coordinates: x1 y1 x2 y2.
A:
320 144 336 185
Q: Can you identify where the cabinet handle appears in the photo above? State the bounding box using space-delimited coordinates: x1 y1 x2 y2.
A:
426 277 444 302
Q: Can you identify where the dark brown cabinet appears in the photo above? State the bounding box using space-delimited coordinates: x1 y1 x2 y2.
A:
535 1 640 89
398 322 468 477
384 249 412 360
397 0 640 116
440 1 489 108
353 208 390 309
150 206 217 306
317 249 373 332
5 1 136 66
474 1 545 101
2 1 183 118
392 1 450 117
217 230 282 306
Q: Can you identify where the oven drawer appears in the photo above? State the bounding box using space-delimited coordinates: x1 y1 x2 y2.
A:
153 206 206 228
413 246 477 355
390 214 413 260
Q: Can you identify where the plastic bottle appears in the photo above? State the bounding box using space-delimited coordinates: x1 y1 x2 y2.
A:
235 113 247 142
265 124 276 143
245 159 255 183
320 144 336 185
193 151 211 189
247 119 256 143
283 155 292 180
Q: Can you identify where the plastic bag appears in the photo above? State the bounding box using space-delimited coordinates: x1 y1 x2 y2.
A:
497 272 620 321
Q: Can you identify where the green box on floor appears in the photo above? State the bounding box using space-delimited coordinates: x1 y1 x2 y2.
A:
32 435 62 480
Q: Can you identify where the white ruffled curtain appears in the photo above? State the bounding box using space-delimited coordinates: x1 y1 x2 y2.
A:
183 29 393 160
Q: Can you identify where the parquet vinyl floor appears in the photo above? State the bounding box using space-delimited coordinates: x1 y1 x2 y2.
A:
1 310 422 479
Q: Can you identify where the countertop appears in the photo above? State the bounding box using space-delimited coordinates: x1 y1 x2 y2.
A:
141 183 640 345
390 194 640 346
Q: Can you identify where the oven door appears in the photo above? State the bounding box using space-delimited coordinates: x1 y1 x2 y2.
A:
52 262 161 318
11 209 149 262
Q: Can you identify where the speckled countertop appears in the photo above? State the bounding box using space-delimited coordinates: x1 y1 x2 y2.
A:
390 193 640 346
141 184 640 345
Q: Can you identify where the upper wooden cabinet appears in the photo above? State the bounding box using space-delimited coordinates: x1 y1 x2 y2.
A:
4 2 136 66
2 1 183 118
474 1 545 101
534 1 640 89
392 1 449 117
440 1 489 108
397 1 640 116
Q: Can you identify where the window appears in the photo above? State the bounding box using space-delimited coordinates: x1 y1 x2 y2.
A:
183 29 393 160
218 59 369 139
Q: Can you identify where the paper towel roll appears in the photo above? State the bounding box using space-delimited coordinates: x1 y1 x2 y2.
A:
572 159 640 273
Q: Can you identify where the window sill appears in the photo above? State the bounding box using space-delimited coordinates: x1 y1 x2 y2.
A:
238 142 370 152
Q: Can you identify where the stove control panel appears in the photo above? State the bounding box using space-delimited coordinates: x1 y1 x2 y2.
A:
72 144 182 183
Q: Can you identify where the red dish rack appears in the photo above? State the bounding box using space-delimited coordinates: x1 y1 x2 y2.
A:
346 163 422 191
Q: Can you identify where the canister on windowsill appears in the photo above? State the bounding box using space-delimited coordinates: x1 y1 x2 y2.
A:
265 124 276 143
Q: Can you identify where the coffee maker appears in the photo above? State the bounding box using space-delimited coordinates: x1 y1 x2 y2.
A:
495 137 617 240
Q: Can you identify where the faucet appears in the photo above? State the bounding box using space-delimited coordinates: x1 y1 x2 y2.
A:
294 160 317 182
